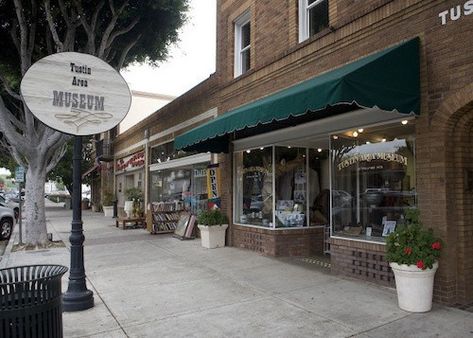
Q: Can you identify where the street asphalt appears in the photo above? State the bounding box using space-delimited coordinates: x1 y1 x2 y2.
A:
1 202 473 337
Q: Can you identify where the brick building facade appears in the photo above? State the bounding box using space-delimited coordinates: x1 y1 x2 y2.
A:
109 0 473 307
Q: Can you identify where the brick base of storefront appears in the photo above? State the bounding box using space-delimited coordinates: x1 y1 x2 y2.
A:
232 224 324 256
330 237 395 287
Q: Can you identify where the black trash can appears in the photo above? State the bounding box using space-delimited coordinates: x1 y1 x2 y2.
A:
0 265 68 338
112 200 118 218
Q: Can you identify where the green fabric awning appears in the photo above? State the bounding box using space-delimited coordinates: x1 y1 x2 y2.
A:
176 38 420 153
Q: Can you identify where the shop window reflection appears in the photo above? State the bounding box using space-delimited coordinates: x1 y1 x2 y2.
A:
275 147 307 227
331 122 416 242
235 147 273 227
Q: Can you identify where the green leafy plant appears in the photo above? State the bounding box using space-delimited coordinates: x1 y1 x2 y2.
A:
197 209 228 226
125 188 143 201
102 191 114 207
386 209 443 270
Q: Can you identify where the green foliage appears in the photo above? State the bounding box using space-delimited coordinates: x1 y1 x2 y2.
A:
386 209 443 270
197 209 228 226
125 187 143 201
46 138 95 194
102 191 114 206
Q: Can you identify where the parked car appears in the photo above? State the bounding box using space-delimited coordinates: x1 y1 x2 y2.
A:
0 205 14 240
0 195 19 221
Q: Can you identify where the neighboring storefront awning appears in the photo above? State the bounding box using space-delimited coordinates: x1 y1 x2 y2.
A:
175 38 420 153
82 164 100 179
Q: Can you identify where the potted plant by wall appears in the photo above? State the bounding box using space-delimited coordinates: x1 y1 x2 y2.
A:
197 209 229 249
124 188 143 218
386 209 443 312
102 191 114 217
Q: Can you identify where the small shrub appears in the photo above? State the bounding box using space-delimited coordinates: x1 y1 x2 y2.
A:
386 209 443 270
102 191 114 206
197 209 228 226
125 187 143 201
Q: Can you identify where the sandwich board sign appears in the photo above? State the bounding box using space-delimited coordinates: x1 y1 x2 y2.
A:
20 52 131 136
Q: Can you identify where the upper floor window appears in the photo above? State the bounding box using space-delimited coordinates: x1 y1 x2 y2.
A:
299 0 329 42
234 11 251 77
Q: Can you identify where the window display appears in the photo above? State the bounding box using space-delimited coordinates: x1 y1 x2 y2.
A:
275 146 307 227
149 163 209 214
331 121 416 242
234 147 273 227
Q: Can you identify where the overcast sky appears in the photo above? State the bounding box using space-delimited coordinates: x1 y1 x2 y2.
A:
120 0 217 97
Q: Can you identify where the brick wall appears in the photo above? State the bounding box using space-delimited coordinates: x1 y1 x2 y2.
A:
107 0 473 306
233 224 324 256
216 0 473 306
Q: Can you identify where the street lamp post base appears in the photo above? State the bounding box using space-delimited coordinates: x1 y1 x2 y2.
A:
62 289 94 312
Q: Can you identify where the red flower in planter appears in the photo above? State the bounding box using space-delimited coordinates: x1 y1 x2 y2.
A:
432 241 442 250
416 260 425 270
403 247 412 255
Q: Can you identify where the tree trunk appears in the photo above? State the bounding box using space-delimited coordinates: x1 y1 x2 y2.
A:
24 161 48 247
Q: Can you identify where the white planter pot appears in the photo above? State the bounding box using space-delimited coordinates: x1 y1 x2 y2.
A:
197 224 228 249
124 201 134 218
390 261 438 312
103 206 114 217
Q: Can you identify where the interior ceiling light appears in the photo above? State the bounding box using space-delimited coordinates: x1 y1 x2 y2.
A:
382 138 387 142
402 120 408 125
332 135 338 139
260 147 264 150
366 141 371 144
317 148 322 153
246 149 251 153
352 131 359 137
358 128 364 133
287 146 291 149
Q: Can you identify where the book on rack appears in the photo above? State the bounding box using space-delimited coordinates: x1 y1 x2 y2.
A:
174 214 190 238
184 215 196 238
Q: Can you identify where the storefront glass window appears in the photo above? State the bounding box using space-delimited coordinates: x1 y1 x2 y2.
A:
308 148 330 226
150 141 196 164
331 121 416 242
234 147 273 227
149 163 209 213
275 146 307 227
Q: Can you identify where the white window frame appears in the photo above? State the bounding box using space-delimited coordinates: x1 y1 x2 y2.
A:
298 0 328 43
234 11 251 78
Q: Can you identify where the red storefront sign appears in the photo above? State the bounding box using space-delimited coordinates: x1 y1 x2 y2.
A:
116 151 145 172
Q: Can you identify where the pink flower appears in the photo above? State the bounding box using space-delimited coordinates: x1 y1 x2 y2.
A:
416 260 425 270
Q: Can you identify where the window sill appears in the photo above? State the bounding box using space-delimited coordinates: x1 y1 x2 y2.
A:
331 234 387 245
234 222 325 231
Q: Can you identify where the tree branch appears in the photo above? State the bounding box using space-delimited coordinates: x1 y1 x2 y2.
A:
0 74 21 100
13 0 30 74
44 0 64 52
0 138 27 168
27 0 38 57
0 96 32 158
106 16 139 49
116 34 141 70
46 137 69 173
98 0 128 57
9 19 21 57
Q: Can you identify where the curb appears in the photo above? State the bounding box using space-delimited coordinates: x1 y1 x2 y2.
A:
0 222 19 269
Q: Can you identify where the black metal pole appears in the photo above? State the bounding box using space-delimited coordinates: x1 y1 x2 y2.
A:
63 136 94 312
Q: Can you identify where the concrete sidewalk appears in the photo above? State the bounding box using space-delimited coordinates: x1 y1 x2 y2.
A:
2 206 473 338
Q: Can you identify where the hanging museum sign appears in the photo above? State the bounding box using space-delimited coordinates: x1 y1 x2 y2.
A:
20 52 131 136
